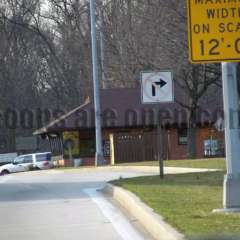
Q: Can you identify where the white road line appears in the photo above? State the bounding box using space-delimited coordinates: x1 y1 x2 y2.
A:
83 188 144 240
0 175 12 184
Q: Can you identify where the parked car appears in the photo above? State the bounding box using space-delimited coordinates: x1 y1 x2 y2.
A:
0 152 53 176
34 152 53 170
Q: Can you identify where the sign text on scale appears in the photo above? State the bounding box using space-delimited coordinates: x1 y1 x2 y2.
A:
188 0 240 63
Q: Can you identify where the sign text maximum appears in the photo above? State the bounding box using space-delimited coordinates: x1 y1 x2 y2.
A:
188 0 240 62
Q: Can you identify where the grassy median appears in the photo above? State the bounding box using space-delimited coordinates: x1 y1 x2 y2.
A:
112 171 240 239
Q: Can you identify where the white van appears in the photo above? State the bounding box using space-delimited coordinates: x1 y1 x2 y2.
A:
0 152 53 176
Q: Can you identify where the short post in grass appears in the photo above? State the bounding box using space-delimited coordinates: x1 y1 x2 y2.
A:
221 62 240 211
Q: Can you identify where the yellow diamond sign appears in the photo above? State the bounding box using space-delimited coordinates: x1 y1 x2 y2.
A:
187 0 240 63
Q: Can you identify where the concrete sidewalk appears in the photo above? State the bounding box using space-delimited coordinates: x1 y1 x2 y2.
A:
48 165 219 174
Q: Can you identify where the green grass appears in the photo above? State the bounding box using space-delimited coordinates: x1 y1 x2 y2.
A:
112 171 240 239
117 158 226 170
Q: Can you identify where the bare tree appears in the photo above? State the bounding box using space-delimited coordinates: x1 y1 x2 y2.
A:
101 0 222 158
0 0 223 158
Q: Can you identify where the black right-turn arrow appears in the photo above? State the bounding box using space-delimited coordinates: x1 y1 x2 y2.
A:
152 79 167 96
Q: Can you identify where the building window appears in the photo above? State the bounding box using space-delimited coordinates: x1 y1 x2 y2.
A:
178 129 188 145
204 139 224 157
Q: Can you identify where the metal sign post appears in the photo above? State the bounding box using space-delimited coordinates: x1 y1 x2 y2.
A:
157 114 164 179
141 71 174 178
221 62 240 210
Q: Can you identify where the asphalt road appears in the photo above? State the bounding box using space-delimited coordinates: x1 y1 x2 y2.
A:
0 168 157 240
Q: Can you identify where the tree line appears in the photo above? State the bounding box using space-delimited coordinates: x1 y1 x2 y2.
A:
0 0 231 157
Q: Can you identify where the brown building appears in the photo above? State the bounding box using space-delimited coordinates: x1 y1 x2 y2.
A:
34 88 225 166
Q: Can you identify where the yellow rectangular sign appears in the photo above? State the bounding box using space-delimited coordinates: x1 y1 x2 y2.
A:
188 0 240 63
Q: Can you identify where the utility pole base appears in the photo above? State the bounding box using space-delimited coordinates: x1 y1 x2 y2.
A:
95 153 105 167
223 174 240 209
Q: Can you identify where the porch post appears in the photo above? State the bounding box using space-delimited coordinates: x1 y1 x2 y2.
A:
110 134 115 165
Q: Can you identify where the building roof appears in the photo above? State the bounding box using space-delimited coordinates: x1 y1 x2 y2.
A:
33 88 223 135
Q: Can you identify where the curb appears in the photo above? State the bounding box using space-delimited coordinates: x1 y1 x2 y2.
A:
103 183 185 240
